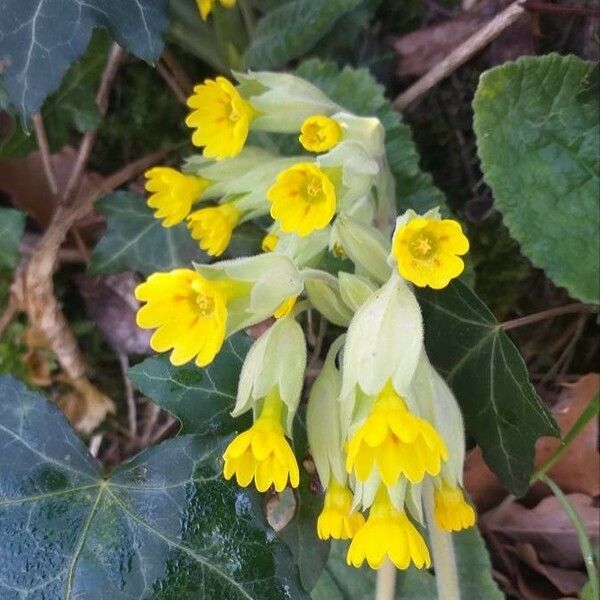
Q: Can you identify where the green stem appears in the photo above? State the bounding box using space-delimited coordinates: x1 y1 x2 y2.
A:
532 394 599 481
376 560 396 600
539 475 599 599
423 480 461 600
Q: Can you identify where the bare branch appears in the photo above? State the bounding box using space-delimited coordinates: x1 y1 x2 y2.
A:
32 113 58 194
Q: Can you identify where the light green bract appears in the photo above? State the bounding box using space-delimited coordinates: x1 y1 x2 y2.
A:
474 54 600 303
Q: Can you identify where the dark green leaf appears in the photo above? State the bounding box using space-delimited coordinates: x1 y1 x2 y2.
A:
0 30 110 161
418 280 559 495
224 222 264 259
0 0 168 120
127 332 253 435
295 59 447 213
474 54 600 303
311 527 501 599
0 208 25 268
243 0 362 69
0 375 309 599
90 192 205 275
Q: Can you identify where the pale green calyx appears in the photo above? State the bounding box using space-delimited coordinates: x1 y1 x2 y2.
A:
303 269 354 327
338 272 377 312
233 316 307 434
306 336 346 489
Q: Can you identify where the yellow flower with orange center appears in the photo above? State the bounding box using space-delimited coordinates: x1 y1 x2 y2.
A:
317 479 365 540
186 77 255 159
187 203 241 257
346 382 448 485
144 167 209 227
267 163 336 236
299 115 342 153
223 390 300 492
392 216 469 289
347 486 431 570
135 269 244 367
195 0 236 20
434 482 476 532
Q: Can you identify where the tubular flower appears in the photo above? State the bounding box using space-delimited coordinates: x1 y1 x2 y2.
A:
267 163 336 236
346 382 448 486
187 203 241 256
273 295 297 319
392 216 469 289
186 77 255 160
299 115 343 153
223 390 300 492
261 232 279 252
347 487 431 570
434 482 476 532
144 167 209 227
195 0 236 20
135 269 240 367
317 479 365 540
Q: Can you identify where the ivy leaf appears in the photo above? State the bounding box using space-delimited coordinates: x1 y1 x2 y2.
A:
244 0 362 69
312 527 502 599
0 375 309 599
474 54 600 303
127 332 253 435
0 208 26 269
0 0 168 121
418 281 559 495
90 192 205 275
295 59 447 213
0 31 110 161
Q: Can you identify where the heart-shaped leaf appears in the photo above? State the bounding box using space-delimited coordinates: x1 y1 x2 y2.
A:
0 375 308 599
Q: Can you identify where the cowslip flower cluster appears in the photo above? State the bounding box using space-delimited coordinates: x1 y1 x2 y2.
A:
134 70 475 574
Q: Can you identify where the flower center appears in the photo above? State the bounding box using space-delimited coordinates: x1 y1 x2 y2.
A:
228 102 240 123
409 231 437 259
196 293 215 316
305 176 323 200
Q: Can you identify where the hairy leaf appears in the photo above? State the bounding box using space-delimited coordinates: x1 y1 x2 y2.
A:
90 192 204 275
418 280 559 495
295 59 447 213
0 375 308 599
312 527 501 599
0 0 168 120
244 0 362 69
0 31 110 161
0 208 25 268
474 54 600 303
127 332 253 435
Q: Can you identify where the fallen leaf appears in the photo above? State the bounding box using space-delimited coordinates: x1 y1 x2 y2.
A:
265 488 297 533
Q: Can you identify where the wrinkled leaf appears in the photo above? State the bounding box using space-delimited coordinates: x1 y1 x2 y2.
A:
0 375 308 599
312 527 501 599
127 332 253 435
0 31 110 161
244 0 362 69
0 208 25 268
90 192 204 275
474 54 600 303
295 59 447 213
418 280 559 495
0 0 168 120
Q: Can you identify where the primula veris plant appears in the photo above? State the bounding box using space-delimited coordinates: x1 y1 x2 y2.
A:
132 69 478 578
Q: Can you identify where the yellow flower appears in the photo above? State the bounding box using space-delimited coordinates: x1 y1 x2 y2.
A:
317 479 365 540
273 296 297 319
261 232 279 252
195 0 236 20
186 77 255 160
187 203 241 257
223 390 300 492
392 217 469 289
299 115 342 153
434 483 476 532
347 487 431 570
346 382 448 486
135 269 239 367
267 163 336 237
144 167 209 227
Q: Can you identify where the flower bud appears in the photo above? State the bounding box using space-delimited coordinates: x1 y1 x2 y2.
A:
303 270 353 327
338 272 377 312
